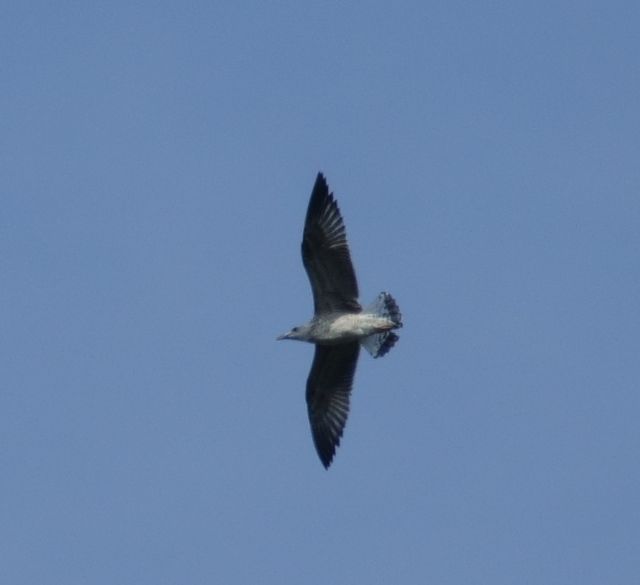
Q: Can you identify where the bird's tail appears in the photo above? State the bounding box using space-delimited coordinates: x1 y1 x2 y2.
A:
360 292 403 358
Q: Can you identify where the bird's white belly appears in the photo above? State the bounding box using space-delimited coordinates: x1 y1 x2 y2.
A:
319 313 393 343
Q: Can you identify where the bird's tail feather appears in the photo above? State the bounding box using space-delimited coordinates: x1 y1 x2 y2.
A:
360 292 403 358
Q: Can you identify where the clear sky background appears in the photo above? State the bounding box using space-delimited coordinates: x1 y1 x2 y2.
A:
2 2 639 584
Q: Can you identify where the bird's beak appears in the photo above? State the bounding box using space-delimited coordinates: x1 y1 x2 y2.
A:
276 332 289 341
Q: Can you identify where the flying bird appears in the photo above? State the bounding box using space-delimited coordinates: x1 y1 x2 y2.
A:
277 173 403 468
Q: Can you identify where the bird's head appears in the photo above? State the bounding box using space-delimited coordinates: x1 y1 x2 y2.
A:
277 324 311 341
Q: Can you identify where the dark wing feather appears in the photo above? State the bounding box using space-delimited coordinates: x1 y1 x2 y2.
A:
302 173 360 314
306 343 360 468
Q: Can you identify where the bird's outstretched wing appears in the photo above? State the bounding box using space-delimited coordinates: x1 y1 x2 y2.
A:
302 173 360 314
306 342 360 468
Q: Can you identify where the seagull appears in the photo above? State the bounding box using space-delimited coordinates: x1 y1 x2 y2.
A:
278 173 403 468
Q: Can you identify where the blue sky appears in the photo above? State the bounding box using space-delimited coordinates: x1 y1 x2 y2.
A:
2 2 639 583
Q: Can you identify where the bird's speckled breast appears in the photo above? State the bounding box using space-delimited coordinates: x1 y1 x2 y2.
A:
311 313 394 344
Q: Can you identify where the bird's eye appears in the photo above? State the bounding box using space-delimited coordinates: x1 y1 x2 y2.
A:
292 327 299 332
